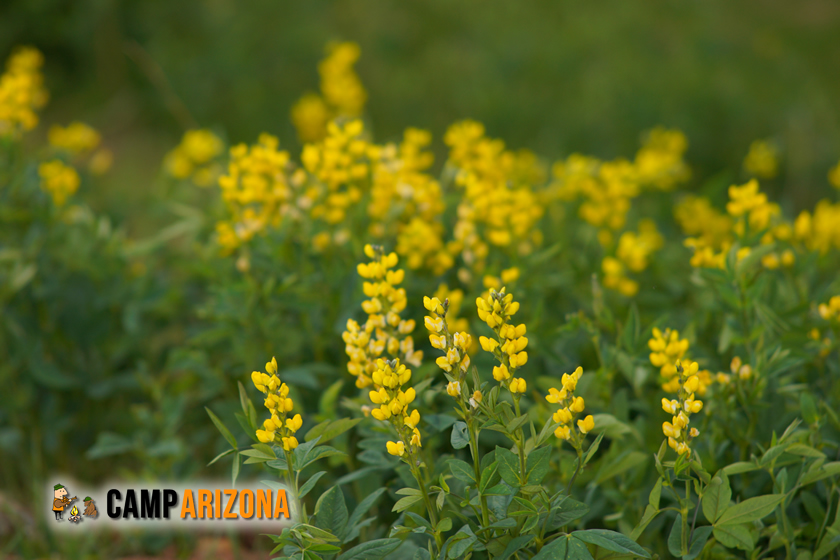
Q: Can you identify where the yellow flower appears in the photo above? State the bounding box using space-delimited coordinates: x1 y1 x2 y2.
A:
634 127 690 190
386 441 406 457
38 160 80 206
446 381 461 397
554 425 571 440
49 122 100 154
819 296 840 322
577 415 595 434
282 436 299 451
0 47 48 137
743 139 779 179
509 378 527 393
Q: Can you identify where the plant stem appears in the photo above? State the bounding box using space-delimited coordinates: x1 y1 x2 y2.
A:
410 460 443 553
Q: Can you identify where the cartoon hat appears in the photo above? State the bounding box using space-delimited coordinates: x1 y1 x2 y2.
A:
54 484 65 490
84 496 92 501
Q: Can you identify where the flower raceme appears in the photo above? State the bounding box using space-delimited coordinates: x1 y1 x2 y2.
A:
661 360 704 456
0 47 48 137
251 357 303 452
367 358 422 458
476 287 528 394
648 327 713 395
424 296 472 382
545 366 594 448
343 245 421 389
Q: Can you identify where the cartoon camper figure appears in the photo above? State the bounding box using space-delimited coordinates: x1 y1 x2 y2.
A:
52 484 77 521
83 496 98 518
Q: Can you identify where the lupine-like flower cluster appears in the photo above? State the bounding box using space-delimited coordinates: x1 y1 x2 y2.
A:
661 360 704 456
726 179 780 236
343 245 421 389
444 120 545 275
368 358 422 457
291 42 366 143
602 220 663 296
252 357 303 451
216 133 294 253
424 295 472 400
633 127 690 190
794 200 840 254
818 296 840 322
38 160 80 207
545 366 594 447
676 195 734 269
0 47 47 137
165 129 224 186
743 139 779 179
48 122 101 154
47 121 112 176
648 328 712 395
476 287 528 394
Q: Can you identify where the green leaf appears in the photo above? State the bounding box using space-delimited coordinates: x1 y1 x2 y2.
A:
451 421 470 449
392 494 423 513
590 414 635 440
305 417 363 445
205 407 238 449
629 504 659 541
526 446 552 485
314 486 349 540
508 496 539 516
572 529 651 558
582 432 604 467
231 453 240 486
716 494 785 526
344 488 386 542
668 515 682 558
479 461 500 493
436 517 453 533
298 471 327 499
801 462 840 486
337 538 401 560
801 392 819 425
594 450 647 484
449 525 478 558
685 526 713 560
506 413 530 434
786 443 825 458
496 446 522 486
207 448 235 466
298 445 345 470
533 535 595 560
702 472 731 523
713 524 755 551
449 458 476 484
547 497 589 530
319 379 344 416
721 461 758 475
649 477 663 509
499 535 535 560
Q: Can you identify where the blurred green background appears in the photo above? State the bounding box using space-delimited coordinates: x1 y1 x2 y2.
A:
3 0 840 223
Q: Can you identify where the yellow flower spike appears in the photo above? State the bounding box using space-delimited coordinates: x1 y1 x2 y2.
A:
386 441 406 457
577 415 595 434
569 396 585 413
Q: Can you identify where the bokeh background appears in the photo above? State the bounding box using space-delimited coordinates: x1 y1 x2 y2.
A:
4 0 840 222
2 1 840 558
